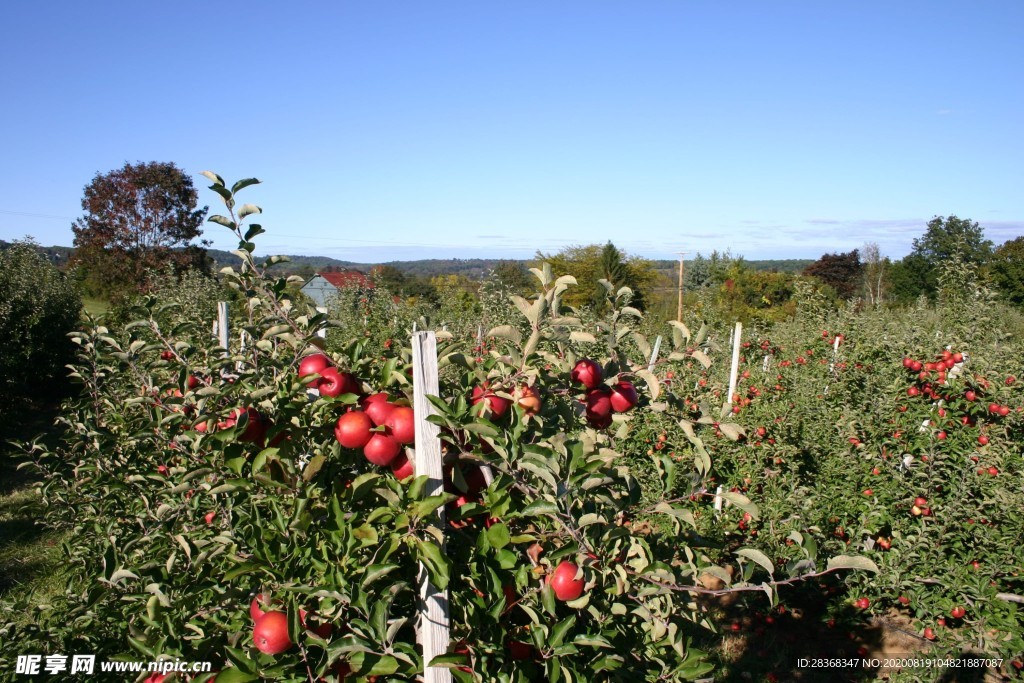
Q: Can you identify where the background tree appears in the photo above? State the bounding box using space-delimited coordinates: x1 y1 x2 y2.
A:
861 242 888 307
71 161 209 299
0 239 82 437
890 215 993 302
489 260 533 296
370 265 438 303
802 249 863 300
537 242 656 312
989 236 1024 307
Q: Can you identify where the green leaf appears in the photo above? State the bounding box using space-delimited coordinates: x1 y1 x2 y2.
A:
411 494 452 520
201 170 225 186
238 203 262 219
348 653 400 676
208 214 236 229
416 538 450 590
485 522 511 550
231 177 261 194
826 555 880 573
244 224 266 241
573 633 613 648
635 368 660 401
487 325 522 344
361 563 400 588
720 491 759 519
210 668 258 683
520 499 558 517
737 548 775 576
549 615 577 647
717 422 745 441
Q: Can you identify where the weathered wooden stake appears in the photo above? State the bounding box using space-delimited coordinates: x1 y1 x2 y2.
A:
217 302 229 351
411 331 452 683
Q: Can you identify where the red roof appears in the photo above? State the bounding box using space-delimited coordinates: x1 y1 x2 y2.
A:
320 271 372 288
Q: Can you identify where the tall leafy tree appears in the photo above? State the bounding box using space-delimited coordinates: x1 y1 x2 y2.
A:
891 215 993 301
72 161 209 299
0 239 81 430
989 236 1024 306
802 249 863 299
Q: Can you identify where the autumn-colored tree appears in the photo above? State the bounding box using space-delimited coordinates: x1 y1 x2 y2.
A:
71 161 209 299
802 249 863 300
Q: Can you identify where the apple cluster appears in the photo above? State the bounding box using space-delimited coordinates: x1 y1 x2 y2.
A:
571 359 638 429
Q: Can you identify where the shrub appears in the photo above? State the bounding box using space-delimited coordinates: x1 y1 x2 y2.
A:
0 239 81 431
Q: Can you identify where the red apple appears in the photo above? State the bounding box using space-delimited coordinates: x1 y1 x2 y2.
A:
549 561 585 601
507 640 534 661
363 432 401 466
950 606 966 619
253 611 293 655
609 381 638 413
471 384 511 419
390 452 414 480
335 411 374 449
584 387 613 428
514 384 542 415
385 405 416 444
360 393 395 426
220 407 267 444
298 353 333 382
571 359 603 389
317 368 361 398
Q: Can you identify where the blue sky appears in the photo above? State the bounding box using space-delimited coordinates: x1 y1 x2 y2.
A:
1 2 1021 262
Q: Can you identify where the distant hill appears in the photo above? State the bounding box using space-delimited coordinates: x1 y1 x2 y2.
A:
0 240 75 267
205 248 362 272
2 240 815 280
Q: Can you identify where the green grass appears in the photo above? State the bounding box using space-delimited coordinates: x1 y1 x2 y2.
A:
81 296 109 317
0 439 71 629
0 484 68 611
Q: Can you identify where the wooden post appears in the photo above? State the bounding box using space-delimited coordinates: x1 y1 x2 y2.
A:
647 335 662 373
411 332 452 683
676 252 686 321
217 302 229 351
726 322 742 405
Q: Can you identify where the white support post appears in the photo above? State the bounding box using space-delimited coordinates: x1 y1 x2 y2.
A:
647 335 662 373
824 334 841 395
726 322 742 404
217 302 229 351
411 332 452 683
